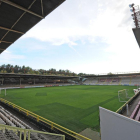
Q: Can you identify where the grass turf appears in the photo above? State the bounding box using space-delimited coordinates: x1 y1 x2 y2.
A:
0 85 136 132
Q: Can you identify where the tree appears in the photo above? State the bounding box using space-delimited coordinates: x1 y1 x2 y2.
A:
0 64 78 76
107 72 113 75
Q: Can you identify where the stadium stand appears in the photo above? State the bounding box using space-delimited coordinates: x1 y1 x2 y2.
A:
0 73 76 87
130 101 140 121
83 77 121 85
130 76 140 85
110 78 121 85
0 106 63 140
84 78 98 85
84 78 92 85
82 72 140 86
97 79 105 85
121 77 130 85
90 78 98 85
83 77 133 85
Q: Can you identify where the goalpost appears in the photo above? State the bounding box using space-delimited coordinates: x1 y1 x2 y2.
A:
118 89 134 116
0 88 7 96
118 89 130 103
118 89 128 116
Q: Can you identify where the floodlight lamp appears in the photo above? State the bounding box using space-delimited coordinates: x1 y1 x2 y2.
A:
134 20 139 23
133 17 137 20
136 13 140 16
129 3 134 8
131 14 134 17
130 9 134 12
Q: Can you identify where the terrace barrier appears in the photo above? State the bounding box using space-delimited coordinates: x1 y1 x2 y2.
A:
0 123 65 140
0 98 91 140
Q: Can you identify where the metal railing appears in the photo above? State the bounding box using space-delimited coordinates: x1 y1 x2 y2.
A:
0 98 91 140
0 123 65 140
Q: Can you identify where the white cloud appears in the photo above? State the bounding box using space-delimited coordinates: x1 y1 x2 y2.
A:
0 50 25 64
22 0 137 46
17 0 140 73
68 44 82 57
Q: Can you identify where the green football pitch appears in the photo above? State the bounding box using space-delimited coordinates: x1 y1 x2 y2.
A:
0 85 136 132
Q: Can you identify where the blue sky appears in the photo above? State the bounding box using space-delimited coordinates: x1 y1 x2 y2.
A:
1 0 140 74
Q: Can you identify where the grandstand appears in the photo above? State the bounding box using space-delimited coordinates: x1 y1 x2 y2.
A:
83 72 140 86
130 76 140 85
83 78 98 85
0 73 78 87
0 105 64 140
120 77 130 85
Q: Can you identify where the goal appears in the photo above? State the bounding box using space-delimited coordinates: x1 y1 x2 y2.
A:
118 89 130 102
0 88 6 96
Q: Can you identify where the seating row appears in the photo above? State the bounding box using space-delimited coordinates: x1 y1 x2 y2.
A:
0 106 61 140
130 101 140 121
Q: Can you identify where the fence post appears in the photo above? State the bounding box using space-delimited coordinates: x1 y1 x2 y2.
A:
24 129 26 140
62 135 65 140
51 123 53 130
19 130 22 140
26 111 29 116
28 130 30 140
37 116 39 122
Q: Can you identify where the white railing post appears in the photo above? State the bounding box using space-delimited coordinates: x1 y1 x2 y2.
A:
62 135 65 140
28 130 30 140
24 129 26 140
19 130 22 140
5 89 6 96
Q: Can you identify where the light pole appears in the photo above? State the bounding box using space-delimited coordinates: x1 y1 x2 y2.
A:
129 3 140 28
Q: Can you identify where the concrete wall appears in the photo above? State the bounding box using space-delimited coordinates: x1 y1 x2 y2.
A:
100 107 140 140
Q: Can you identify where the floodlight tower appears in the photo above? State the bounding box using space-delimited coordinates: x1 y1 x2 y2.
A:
129 3 140 28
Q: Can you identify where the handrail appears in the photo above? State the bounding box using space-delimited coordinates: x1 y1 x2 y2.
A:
0 98 91 140
116 91 140 113
0 123 65 140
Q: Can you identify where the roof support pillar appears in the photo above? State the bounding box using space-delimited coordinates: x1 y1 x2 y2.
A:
1 78 4 85
20 77 21 86
34 78 35 85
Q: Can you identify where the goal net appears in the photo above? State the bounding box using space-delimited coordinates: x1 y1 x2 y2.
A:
0 88 7 96
118 89 130 102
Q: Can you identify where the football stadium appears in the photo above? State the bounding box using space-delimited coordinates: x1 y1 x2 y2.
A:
0 1 140 140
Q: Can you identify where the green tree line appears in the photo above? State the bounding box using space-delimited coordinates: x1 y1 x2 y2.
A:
0 64 98 76
0 64 78 76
